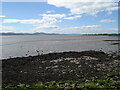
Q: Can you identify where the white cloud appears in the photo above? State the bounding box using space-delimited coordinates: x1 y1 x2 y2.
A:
33 25 58 33
64 15 81 20
0 25 15 33
1 0 47 2
35 25 58 29
39 16 57 25
32 16 58 32
3 19 41 24
33 24 58 31
40 14 66 18
0 16 6 18
46 10 55 13
2 15 61 33
3 19 20 23
35 25 102 34
3 13 67 32
20 19 40 24
3 18 57 25
106 6 119 11
47 0 118 16
57 25 101 33
108 28 118 31
48 25 102 34
100 19 116 23
3 0 118 2
68 25 101 30
50 26 117 34
3 14 66 25
79 25 101 29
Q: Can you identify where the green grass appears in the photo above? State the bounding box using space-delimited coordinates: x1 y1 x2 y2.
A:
2 79 120 90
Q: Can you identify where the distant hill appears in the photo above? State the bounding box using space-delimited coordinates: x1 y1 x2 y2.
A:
0 33 119 36
0 32 61 35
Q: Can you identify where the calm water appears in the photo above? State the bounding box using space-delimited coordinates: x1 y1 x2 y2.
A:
0 35 119 59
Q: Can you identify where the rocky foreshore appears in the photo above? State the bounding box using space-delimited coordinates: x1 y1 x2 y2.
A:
2 50 120 89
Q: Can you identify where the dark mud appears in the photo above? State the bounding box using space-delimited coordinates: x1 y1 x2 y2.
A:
103 40 120 45
111 43 120 45
2 50 120 87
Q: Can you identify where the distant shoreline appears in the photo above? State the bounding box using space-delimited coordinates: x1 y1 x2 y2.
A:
0 33 120 36
81 34 120 36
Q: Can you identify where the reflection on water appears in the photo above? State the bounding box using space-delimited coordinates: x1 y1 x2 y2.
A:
0 35 119 59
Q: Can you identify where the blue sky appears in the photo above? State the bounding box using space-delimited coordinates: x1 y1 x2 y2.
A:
0 0 119 34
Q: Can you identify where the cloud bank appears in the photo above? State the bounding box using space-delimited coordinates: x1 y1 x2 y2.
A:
47 0 118 16
2 0 118 34
0 16 6 18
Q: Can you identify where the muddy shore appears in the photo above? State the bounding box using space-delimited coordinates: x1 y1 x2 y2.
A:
2 50 120 88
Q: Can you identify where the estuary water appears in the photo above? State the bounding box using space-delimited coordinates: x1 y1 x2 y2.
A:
0 35 119 59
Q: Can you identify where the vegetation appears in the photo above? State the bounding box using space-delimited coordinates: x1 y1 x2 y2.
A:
2 78 120 90
82 34 120 36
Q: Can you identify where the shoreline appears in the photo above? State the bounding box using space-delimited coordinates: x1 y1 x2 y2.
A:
2 50 120 89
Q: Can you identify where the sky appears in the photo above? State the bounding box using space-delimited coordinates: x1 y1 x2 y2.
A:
0 0 119 34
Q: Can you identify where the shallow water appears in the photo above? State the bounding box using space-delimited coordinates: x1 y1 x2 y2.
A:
0 35 119 59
